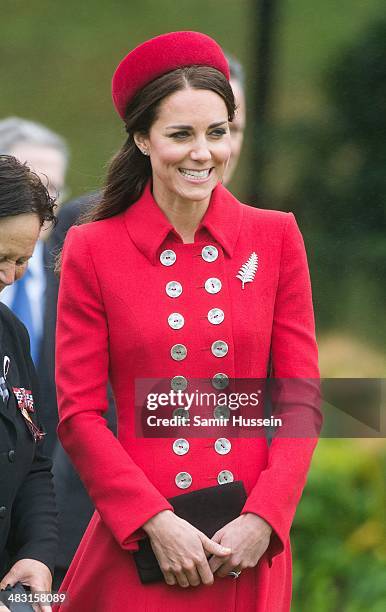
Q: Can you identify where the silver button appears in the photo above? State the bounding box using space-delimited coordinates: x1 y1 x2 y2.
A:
171 344 187 361
214 405 230 419
173 438 190 455
166 281 182 298
205 277 222 294
201 245 219 262
217 470 234 485
171 375 188 391
172 407 190 423
208 308 224 325
175 471 192 489
212 373 229 390
160 249 176 266
214 438 232 455
211 340 228 358
168 313 184 330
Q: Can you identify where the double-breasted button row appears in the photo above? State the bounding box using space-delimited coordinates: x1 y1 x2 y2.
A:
172 438 231 456
172 405 231 420
161 245 219 267
168 310 225 329
171 373 228 391
0 506 7 518
163 245 231 483
166 278 222 298
175 469 234 489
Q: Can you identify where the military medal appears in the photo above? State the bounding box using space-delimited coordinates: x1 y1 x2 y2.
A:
12 387 45 442
0 376 8 403
0 356 10 403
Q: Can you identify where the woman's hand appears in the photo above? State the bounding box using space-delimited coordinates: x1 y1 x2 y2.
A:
0 559 52 612
208 513 272 577
143 510 231 588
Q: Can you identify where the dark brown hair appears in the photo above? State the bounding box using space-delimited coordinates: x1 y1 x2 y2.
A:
83 65 236 223
0 154 56 225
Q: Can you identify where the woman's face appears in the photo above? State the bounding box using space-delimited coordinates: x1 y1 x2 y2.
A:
0 213 41 292
135 87 231 205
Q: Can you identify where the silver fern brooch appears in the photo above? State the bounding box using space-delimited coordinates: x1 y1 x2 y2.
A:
236 252 258 289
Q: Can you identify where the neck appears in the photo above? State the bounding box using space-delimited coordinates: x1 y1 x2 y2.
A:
152 183 212 244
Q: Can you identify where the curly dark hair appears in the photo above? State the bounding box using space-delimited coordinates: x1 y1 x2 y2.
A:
0 154 56 226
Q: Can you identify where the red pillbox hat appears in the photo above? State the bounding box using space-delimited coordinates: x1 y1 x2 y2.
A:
112 31 230 119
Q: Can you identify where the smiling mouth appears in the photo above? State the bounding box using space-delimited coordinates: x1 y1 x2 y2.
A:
178 168 213 181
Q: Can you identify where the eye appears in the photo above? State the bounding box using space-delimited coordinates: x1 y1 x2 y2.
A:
209 128 227 138
169 131 190 140
15 259 29 267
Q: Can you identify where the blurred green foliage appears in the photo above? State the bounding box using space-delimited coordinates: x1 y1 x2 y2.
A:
0 0 248 198
261 19 386 347
293 441 386 611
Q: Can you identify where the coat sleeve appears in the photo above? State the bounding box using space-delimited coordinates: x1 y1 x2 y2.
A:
55 226 173 551
8 323 58 575
241 213 322 562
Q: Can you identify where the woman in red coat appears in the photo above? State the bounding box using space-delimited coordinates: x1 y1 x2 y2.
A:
54 32 320 611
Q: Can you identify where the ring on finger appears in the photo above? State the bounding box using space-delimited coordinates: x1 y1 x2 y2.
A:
228 569 242 579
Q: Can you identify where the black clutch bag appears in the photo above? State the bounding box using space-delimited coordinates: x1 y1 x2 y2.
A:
133 480 247 584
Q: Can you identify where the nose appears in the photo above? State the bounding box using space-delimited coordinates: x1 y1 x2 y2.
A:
0 263 17 286
190 138 211 163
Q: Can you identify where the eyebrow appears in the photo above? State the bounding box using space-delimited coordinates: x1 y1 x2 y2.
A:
0 253 33 261
165 121 228 130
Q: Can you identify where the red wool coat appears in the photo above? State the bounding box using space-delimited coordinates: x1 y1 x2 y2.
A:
54 183 319 612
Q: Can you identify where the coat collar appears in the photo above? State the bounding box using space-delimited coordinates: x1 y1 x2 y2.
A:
124 181 243 265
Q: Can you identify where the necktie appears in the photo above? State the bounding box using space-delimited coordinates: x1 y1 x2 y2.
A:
11 269 38 365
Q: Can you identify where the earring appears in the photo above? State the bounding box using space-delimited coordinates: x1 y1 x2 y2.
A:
141 148 149 156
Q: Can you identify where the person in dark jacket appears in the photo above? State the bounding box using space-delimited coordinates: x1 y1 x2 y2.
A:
0 117 69 458
0 155 58 610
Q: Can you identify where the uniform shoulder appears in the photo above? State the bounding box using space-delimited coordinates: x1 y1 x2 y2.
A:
0 302 29 347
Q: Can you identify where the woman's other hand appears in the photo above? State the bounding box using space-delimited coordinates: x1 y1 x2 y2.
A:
0 559 52 612
208 513 272 577
143 510 231 588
